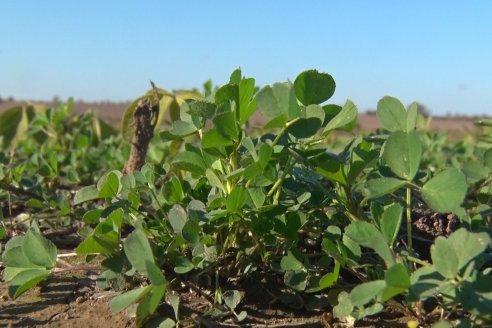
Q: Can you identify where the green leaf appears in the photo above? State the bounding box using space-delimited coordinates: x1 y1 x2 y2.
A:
124 229 154 274
280 250 304 271
172 151 206 176
406 102 418 131
376 96 407 132
258 144 273 168
149 285 166 314
241 137 257 160
256 82 299 122
222 290 241 310
215 84 239 106
306 261 340 293
421 169 467 213
382 131 422 180
313 153 347 185
226 187 247 212
74 186 99 205
163 175 185 203
284 270 308 291
347 144 378 184
25 198 43 210
78 208 123 255
136 295 152 327
345 221 395 267
146 261 167 286
93 116 117 141
364 177 406 199
229 68 242 84
182 220 200 245
187 100 217 119
168 293 180 321
22 229 57 268
484 148 492 170
333 291 354 318
323 100 357 133
380 203 403 246
461 160 490 182
238 78 257 125
82 209 103 225
381 263 410 301
206 169 226 194
475 118 492 127
213 103 239 140
408 265 449 302
168 205 188 234
447 228 491 269
159 120 198 140
201 128 234 149
110 286 152 313
431 236 460 278
350 280 386 308
359 303 384 318
0 224 6 240
0 106 30 149
432 321 452 328
8 269 51 299
460 274 492 314
75 213 120 255
264 114 288 129
97 171 121 198
294 70 336 106
288 104 325 138
248 188 266 208
385 263 410 290
174 256 194 274
236 311 247 322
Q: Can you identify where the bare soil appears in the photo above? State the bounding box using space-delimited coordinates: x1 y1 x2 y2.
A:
0 232 416 328
0 272 415 328
0 273 132 328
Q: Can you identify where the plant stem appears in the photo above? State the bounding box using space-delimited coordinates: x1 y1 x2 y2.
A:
406 185 412 251
271 118 300 146
406 254 429 266
267 156 294 199
53 265 100 273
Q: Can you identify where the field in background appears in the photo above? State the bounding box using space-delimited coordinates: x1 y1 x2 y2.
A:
0 100 481 135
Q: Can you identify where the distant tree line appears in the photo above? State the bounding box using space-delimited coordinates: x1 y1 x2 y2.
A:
0 95 15 103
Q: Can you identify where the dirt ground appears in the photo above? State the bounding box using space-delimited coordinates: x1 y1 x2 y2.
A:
0 235 415 328
0 273 132 328
0 271 414 328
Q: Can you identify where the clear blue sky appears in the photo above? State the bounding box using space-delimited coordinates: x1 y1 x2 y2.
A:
1 0 491 116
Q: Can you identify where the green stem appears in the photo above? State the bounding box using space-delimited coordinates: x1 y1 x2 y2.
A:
406 185 412 251
271 118 300 146
267 156 294 199
406 254 429 266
